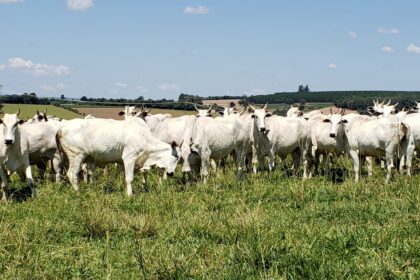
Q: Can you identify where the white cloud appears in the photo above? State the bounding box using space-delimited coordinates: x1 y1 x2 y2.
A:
184 5 209 14
377 27 399 34
328 63 338 69
41 84 55 91
7 57 70 76
114 82 127 88
40 83 66 92
382 46 395 53
158 83 179 91
56 83 66 90
136 86 149 93
348 31 357 39
407 43 420 54
67 0 93 11
0 0 21 4
0 64 5 70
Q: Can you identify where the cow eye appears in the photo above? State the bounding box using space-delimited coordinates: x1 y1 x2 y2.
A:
251 114 256 118
323 119 331 123
196 115 200 118
339 120 348 124
265 113 272 118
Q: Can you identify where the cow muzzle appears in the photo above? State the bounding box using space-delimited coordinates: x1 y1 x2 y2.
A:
329 133 336 138
166 172 174 177
260 127 266 132
4 139 13 145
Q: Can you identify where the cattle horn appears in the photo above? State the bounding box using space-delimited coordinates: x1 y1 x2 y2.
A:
330 107 333 115
194 104 199 111
248 104 256 112
262 103 268 110
207 105 213 112
45 108 48 114
16 109 20 116
341 108 345 115
386 99 391 105
36 110 40 115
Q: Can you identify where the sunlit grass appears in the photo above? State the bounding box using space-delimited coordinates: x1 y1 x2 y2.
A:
0 160 418 279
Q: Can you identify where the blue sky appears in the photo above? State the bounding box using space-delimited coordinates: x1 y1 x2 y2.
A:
1 0 420 99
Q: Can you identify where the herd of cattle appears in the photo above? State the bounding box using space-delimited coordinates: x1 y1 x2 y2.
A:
0 100 419 200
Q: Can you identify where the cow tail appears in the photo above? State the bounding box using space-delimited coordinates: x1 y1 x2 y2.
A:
55 131 66 164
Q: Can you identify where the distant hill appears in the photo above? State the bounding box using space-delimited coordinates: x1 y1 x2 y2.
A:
245 91 420 111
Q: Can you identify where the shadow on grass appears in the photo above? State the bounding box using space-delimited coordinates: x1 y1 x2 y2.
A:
8 185 33 203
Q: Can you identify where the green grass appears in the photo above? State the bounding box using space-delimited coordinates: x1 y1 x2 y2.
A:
1 104 80 120
0 161 418 279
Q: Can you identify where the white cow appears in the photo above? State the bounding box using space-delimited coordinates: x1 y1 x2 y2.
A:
189 108 250 182
27 109 62 123
247 104 310 177
326 112 408 182
0 111 36 201
286 105 302 117
308 113 341 175
21 121 63 182
57 118 180 196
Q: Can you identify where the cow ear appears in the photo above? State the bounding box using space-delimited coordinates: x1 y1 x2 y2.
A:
171 141 178 148
118 111 125 116
265 112 272 117
0 119 3 124
251 114 256 118
141 112 148 118
218 112 224 116
18 119 25 125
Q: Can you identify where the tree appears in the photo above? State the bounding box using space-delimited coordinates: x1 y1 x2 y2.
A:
60 94 65 100
298 85 304 93
304 85 310 93
80 96 88 101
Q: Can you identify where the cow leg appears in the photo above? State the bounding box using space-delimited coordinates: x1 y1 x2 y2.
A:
123 159 135 196
52 151 62 183
67 154 84 191
405 143 415 177
365 156 373 177
235 148 246 180
385 153 395 183
0 166 9 202
268 148 276 172
251 145 259 173
36 161 47 181
292 149 301 175
200 150 211 183
349 150 360 182
301 148 309 180
24 164 36 198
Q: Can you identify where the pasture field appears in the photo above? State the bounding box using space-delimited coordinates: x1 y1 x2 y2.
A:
0 162 418 279
75 107 195 119
1 104 81 120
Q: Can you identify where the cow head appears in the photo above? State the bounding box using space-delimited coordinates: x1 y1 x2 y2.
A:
286 105 303 118
323 108 347 138
368 99 398 117
165 141 180 176
249 103 272 133
118 105 141 118
0 110 25 146
195 104 212 118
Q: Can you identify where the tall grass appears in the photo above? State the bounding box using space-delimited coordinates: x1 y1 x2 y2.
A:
0 160 418 279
